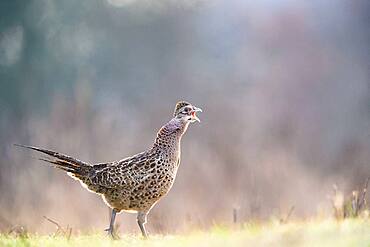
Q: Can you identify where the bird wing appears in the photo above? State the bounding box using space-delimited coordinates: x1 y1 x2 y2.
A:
90 151 155 188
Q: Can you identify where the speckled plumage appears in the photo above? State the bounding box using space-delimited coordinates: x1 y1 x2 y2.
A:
16 101 202 238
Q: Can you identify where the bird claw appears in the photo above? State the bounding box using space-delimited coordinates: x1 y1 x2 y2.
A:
105 228 119 240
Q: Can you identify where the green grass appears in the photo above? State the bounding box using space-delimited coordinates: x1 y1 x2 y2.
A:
2 219 370 247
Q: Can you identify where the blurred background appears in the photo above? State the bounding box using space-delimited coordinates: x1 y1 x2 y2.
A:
0 0 369 234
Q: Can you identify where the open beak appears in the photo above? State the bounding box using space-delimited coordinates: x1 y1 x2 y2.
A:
191 106 202 122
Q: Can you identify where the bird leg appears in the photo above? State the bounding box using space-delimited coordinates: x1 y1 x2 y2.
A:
105 208 118 239
137 211 148 238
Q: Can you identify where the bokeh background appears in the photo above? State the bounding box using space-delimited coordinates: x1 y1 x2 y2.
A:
0 0 369 234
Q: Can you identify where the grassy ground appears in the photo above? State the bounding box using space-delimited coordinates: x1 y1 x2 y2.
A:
1 219 370 247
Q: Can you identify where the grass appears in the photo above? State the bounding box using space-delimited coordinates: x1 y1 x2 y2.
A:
2 219 370 247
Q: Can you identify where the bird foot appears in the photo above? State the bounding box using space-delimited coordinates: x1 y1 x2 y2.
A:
104 228 119 240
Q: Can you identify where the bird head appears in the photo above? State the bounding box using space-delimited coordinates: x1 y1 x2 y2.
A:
173 101 202 123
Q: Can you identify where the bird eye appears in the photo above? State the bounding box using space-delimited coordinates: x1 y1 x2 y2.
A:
183 108 190 113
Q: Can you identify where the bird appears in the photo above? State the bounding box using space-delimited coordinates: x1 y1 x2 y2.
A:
15 101 202 238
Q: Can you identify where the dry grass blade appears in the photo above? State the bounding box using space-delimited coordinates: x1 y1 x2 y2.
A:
43 216 63 235
280 206 295 224
358 177 369 211
7 225 29 238
43 215 72 238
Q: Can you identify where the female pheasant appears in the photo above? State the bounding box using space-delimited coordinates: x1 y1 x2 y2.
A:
16 101 202 238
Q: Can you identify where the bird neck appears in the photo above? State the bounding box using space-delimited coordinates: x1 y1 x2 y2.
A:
152 118 189 151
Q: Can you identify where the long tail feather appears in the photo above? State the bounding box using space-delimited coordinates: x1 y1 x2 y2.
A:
14 144 88 166
39 158 79 173
15 144 91 176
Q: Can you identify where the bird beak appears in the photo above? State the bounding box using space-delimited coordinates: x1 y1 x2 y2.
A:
191 106 202 122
